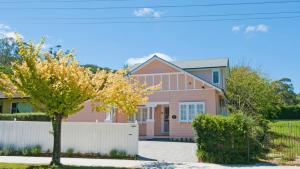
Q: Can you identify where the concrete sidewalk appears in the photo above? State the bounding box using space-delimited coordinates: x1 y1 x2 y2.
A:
0 156 300 169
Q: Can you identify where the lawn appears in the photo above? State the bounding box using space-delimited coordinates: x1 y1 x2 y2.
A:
268 120 300 161
0 163 131 169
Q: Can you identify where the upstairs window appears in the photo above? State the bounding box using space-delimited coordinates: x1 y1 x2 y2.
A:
212 69 220 84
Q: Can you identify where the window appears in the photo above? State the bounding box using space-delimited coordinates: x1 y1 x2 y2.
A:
11 102 33 113
136 111 141 121
212 69 220 84
196 104 204 114
148 107 153 120
188 104 195 121
180 104 187 121
142 108 147 122
0 102 2 113
128 107 148 123
128 114 135 122
179 102 205 122
11 103 18 113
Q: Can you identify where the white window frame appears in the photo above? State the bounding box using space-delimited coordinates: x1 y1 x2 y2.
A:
212 69 221 85
179 102 205 122
128 107 148 123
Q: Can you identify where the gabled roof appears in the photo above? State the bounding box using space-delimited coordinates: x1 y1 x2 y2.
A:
172 57 229 69
129 55 224 93
130 57 229 71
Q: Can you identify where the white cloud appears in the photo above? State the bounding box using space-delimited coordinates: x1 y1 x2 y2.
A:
0 24 10 30
133 8 162 18
245 26 257 33
134 8 153 16
4 32 23 39
126 52 175 66
232 25 241 32
245 24 269 33
0 23 23 40
232 24 269 34
256 24 269 32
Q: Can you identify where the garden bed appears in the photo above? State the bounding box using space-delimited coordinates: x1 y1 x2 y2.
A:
0 145 136 160
0 163 131 169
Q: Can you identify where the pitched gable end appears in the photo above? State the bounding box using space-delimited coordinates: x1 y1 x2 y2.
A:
130 56 223 93
130 56 179 75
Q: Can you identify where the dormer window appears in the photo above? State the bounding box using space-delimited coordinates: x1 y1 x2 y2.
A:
212 69 220 84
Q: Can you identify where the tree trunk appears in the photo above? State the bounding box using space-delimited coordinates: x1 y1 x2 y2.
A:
50 113 62 166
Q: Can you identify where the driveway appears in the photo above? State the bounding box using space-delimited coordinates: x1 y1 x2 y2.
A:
138 140 198 162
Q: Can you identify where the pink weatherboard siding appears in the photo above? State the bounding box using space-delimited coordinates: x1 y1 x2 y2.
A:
133 59 179 75
66 100 107 122
68 56 227 139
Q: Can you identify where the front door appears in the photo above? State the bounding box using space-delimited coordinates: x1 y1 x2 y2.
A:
161 106 169 133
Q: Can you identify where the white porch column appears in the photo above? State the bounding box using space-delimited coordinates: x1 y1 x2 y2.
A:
146 107 155 139
104 112 112 123
105 107 114 123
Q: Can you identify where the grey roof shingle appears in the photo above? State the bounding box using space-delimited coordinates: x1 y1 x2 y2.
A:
130 57 229 71
171 57 229 69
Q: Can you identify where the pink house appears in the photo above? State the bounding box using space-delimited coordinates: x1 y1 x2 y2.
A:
67 56 229 140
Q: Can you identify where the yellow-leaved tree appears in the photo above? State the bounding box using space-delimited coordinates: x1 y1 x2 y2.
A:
0 35 156 166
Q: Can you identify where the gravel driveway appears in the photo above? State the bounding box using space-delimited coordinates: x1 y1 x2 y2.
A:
138 140 198 162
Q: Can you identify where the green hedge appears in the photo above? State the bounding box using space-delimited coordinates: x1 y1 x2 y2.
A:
275 106 300 119
0 112 50 121
192 113 266 164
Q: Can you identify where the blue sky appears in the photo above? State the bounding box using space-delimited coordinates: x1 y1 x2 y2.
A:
0 0 299 92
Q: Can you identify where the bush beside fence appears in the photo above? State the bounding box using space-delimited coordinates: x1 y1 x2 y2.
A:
275 106 300 120
192 113 266 164
0 144 134 159
0 112 50 121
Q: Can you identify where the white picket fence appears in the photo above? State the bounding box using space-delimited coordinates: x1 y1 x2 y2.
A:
0 121 138 155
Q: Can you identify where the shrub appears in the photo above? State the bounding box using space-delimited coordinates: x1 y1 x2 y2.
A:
66 148 74 156
275 106 300 119
0 112 50 121
109 149 128 158
192 113 267 164
109 149 118 157
30 145 42 155
2 146 16 156
21 146 32 156
117 150 127 157
0 144 3 155
0 145 43 156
